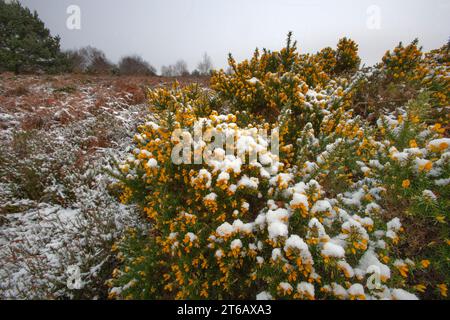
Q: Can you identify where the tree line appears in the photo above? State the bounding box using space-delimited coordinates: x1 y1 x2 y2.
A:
65 46 213 76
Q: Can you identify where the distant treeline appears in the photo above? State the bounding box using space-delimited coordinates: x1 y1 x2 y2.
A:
0 0 213 76
64 46 213 76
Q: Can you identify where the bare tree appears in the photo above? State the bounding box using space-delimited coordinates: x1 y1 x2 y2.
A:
64 46 114 74
161 60 189 77
86 47 114 74
64 49 85 73
118 55 156 76
197 52 213 75
161 65 175 77
174 59 189 76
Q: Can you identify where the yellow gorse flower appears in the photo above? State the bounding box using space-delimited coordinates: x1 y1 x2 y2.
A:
402 179 411 188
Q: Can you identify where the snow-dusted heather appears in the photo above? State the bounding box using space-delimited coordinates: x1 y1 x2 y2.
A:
0 78 151 299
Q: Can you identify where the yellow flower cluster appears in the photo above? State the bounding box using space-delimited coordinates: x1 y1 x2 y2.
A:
211 34 361 121
334 37 361 74
382 39 426 82
381 40 449 115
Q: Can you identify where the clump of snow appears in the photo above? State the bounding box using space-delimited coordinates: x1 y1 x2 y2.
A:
279 282 293 292
358 249 391 281
247 77 260 85
230 239 243 250
284 235 308 252
387 217 402 232
297 282 315 297
216 222 234 237
238 175 259 189
427 138 450 151
204 192 217 201
422 189 437 200
290 193 309 210
217 171 230 182
311 200 331 213
147 158 158 168
268 222 288 239
321 241 345 258
256 291 272 300
391 289 419 300
266 208 289 239
348 283 365 297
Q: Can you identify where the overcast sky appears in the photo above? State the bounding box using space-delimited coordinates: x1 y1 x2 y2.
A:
19 0 450 73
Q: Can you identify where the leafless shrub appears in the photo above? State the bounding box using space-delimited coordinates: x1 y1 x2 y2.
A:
65 46 114 74
197 52 213 75
161 59 190 76
118 55 156 76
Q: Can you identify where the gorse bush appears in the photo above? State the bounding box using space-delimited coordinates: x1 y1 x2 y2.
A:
210 33 362 122
334 37 361 75
351 39 449 121
109 34 449 300
381 39 425 83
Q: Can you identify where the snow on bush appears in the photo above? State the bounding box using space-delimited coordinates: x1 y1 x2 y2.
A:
109 36 448 300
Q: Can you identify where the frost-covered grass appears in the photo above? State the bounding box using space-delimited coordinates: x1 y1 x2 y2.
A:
0 74 199 299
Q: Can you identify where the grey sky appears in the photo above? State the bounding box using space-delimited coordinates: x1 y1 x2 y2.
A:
19 0 450 73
